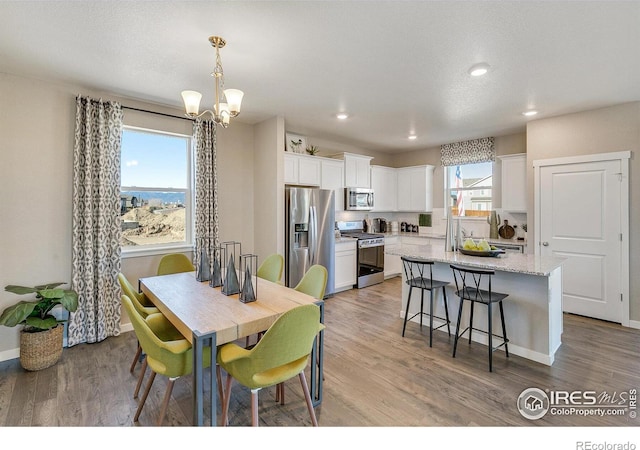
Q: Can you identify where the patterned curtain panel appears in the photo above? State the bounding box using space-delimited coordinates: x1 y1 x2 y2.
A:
68 96 123 346
193 119 220 279
440 137 495 166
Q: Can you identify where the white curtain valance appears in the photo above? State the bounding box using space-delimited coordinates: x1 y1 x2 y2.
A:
440 137 495 166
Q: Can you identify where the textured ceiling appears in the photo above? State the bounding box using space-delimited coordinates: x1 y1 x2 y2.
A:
1 1 639 152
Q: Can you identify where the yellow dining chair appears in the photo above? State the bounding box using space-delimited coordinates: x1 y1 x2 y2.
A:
245 253 285 347
119 273 185 398
122 294 222 426
118 273 160 374
256 253 284 284
294 264 328 300
157 253 195 276
275 264 327 405
217 304 322 426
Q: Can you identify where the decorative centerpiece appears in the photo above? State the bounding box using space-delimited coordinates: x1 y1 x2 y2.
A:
239 254 258 303
221 241 241 296
196 237 211 282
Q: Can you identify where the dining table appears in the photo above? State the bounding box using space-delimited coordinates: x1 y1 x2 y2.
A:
139 270 325 426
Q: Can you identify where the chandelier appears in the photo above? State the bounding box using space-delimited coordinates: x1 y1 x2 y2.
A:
181 36 244 128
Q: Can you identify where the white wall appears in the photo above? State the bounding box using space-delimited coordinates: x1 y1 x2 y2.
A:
0 73 258 360
526 102 640 322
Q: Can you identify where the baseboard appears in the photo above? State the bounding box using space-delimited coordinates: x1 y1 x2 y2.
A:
0 348 19 364
628 320 640 330
402 313 554 366
0 324 135 363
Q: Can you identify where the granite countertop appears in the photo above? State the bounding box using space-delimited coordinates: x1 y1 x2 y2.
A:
384 232 526 246
386 244 564 276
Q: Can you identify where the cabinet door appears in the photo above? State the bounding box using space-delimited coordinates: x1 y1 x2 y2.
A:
298 157 321 186
396 171 412 211
501 154 527 212
321 159 345 211
396 166 433 212
344 154 372 188
371 166 397 212
384 236 402 277
284 153 298 184
335 242 357 290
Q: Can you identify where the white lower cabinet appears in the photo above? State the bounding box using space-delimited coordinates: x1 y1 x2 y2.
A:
384 236 402 278
335 240 357 292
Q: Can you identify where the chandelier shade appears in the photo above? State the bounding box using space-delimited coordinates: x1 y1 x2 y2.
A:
181 36 244 128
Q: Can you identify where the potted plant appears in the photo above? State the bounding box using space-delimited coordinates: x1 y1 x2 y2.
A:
306 145 319 156
0 283 78 371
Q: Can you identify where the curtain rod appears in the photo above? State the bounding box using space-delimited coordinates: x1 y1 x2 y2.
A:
122 105 193 122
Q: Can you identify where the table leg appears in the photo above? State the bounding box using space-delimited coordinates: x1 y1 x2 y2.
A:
193 330 217 426
311 300 324 407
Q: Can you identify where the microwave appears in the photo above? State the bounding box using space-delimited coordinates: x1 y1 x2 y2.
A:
345 187 374 211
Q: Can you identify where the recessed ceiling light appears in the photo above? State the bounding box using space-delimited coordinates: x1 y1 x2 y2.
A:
522 110 538 117
336 113 349 120
408 135 417 140
468 63 490 77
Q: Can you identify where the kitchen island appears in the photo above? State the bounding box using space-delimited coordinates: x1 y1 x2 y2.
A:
387 244 566 366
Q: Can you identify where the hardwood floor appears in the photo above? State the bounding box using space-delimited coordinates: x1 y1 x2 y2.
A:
1 276 639 429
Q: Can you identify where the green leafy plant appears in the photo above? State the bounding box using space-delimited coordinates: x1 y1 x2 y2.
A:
0 283 78 332
306 145 319 156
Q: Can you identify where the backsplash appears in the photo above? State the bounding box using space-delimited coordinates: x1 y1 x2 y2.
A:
337 208 527 239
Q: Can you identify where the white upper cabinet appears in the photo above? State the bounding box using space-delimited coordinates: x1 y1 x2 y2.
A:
343 153 372 188
500 153 527 213
320 158 344 211
370 165 397 212
284 153 320 186
396 165 434 212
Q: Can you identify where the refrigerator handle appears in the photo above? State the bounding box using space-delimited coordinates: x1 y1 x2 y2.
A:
309 206 317 265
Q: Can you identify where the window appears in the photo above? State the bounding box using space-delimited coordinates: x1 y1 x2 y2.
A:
445 162 493 217
120 127 192 251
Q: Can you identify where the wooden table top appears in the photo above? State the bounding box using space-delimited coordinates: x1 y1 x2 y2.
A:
139 271 320 346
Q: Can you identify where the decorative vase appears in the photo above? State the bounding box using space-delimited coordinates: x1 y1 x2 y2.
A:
487 210 500 239
19 325 64 371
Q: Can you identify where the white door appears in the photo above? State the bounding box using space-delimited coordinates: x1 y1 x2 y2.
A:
538 159 622 322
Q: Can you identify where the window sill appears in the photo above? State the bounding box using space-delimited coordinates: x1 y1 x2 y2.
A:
121 243 194 259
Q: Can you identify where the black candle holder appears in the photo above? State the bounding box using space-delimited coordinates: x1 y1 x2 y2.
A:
221 241 241 296
239 254 258 303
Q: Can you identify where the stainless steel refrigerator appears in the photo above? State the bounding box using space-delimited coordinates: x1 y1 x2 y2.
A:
285 187 335 297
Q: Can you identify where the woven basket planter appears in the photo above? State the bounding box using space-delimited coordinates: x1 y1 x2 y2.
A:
19 325 64 371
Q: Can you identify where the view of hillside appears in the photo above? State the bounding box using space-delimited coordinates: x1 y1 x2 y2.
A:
121 206 186 246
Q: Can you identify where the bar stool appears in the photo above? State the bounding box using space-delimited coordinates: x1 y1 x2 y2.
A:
450 264 510 372
401 256 451 347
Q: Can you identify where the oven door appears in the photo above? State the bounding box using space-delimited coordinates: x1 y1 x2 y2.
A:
357 243 384 288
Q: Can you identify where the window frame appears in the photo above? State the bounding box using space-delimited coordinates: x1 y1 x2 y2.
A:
120 125 194 258
443 162 494 220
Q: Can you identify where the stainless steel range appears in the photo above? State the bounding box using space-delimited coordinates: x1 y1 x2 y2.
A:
338 221 385 288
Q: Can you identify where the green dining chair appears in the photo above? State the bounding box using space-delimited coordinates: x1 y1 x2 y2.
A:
157 253 195 276
217 303 322 426
294 264 328 300
275 264 327 405
245 253 285 347
122 294 222 426
118 273 185 398
257 253 284 284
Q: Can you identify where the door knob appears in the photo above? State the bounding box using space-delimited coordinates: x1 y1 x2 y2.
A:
542 241 549 246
